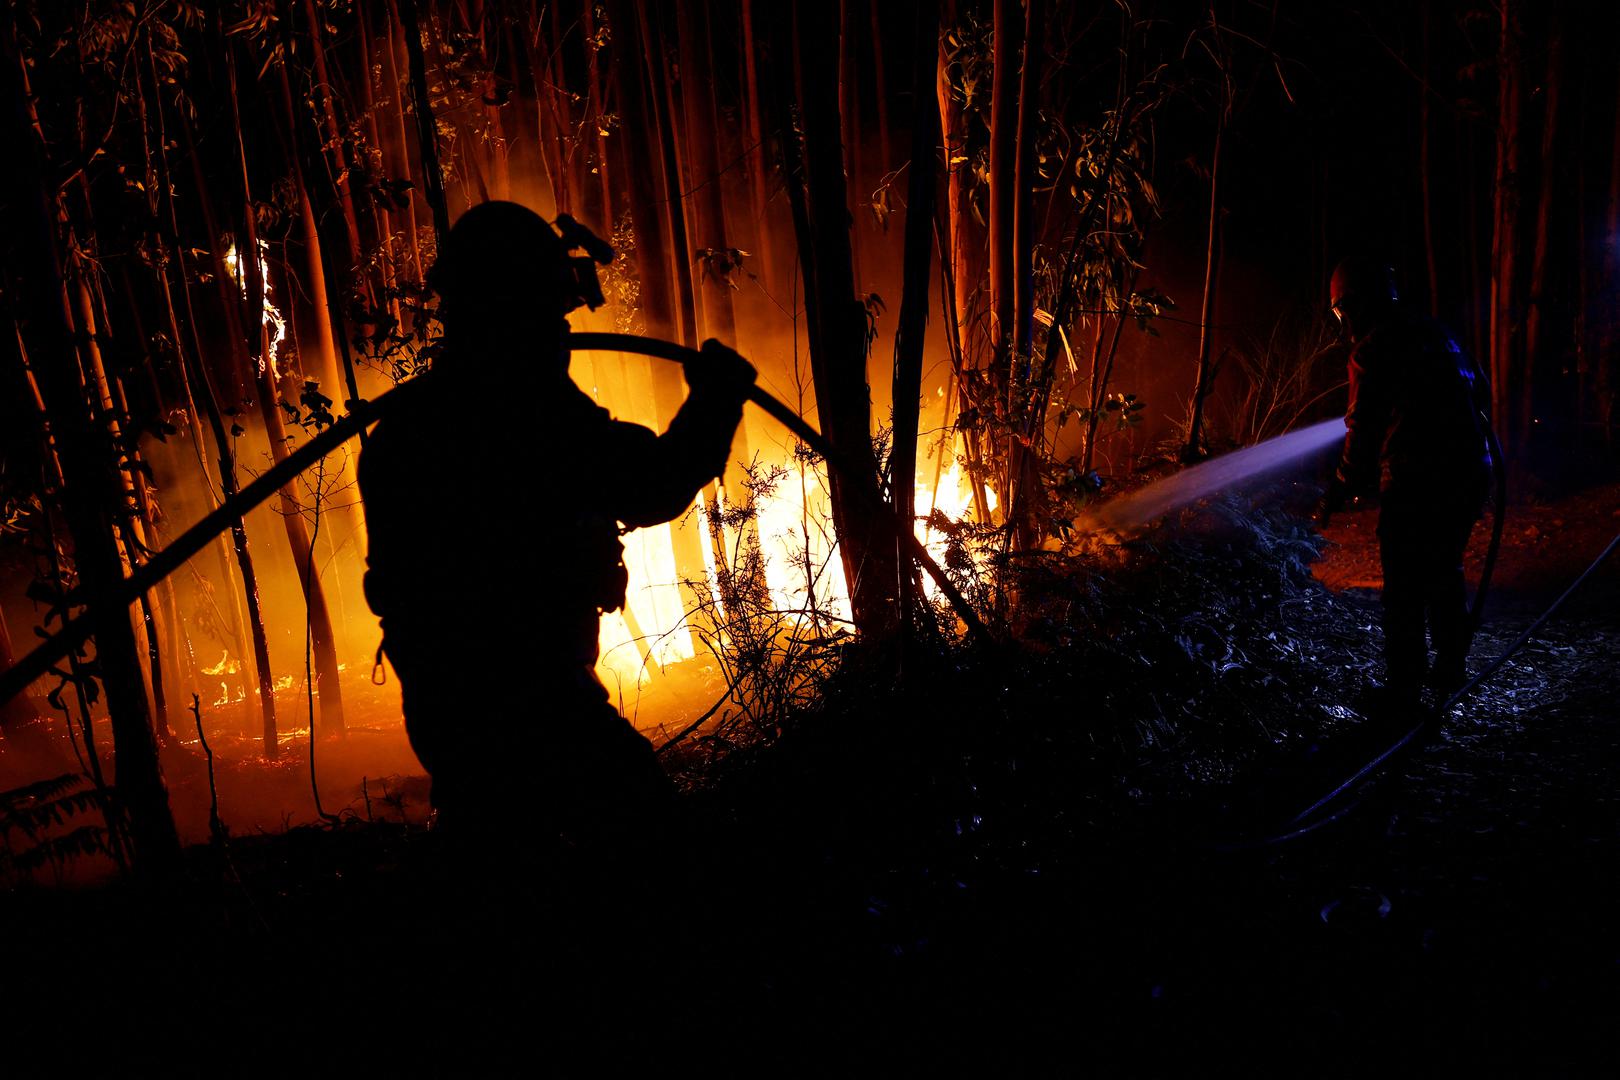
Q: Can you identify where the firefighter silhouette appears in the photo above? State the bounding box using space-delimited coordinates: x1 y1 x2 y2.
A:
358 201 754 839
1319 257 1494 705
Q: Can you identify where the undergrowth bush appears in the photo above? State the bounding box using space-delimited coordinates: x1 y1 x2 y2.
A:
678 482 1355 815
0 773 121 886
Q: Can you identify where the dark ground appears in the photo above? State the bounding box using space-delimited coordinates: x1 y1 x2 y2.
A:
1 487 1617 1074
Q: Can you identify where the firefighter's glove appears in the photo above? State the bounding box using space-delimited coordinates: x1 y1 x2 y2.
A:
1313 480 1348 528
685 339 757 401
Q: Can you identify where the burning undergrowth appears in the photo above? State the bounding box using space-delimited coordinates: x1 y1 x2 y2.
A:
671 487 1376 884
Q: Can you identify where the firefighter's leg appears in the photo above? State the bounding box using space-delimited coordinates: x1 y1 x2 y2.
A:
1377 507 1428 700
551 669 677 844
1427 508 1477 693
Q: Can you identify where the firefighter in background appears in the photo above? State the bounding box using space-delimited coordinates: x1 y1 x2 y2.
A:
358 201 754 841
1317 257 1494 707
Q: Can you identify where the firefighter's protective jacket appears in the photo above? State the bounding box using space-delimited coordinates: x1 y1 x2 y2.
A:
1334 312 1493 503
359 346 743 674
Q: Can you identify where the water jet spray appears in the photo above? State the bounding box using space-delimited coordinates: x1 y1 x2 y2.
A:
1083 418 1347 535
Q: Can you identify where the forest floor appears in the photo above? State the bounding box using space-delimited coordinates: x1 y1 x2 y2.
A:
1 482 1617 1073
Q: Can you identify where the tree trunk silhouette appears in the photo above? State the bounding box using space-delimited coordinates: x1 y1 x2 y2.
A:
148 43 277 747
1184 51 1229 461
301 0 370 306
1420 5 1440 318
480 5 512 202
676 0 740 350
1489 0 1525 456
890 0 941 623
645 3 734 597
62 234 171 745
225 35 347 737
787 0 899 638
936 2 993 525
273 11 371 605
608 0 714 597
355 1 401 320
675 0 756 502
738 0 780 302
1006 0 1043 548
1601 17 1620 449
1523 10 1563 462
401 0 451 246
988 0 1019 419
382 0 425 283
582 0 615 237
3 8 179 867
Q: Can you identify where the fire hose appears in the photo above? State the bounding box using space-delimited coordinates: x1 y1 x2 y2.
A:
7 327 1593 852
0 332 990 712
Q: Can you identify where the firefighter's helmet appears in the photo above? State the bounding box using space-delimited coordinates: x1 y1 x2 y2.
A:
427 200 614 322
1328 256 1399 340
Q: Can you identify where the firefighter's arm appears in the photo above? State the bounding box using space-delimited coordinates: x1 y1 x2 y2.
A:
610 341 756 528
1316 352 1391 526
1335 352 1392 494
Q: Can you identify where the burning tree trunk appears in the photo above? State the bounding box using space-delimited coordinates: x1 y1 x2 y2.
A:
272 61 347 412
2 9 179 867
178 106 258 407
787 0 899 638
225 37 347 737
